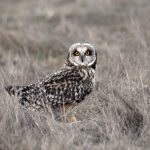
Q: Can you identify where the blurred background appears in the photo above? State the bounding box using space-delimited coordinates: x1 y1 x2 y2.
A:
1 0 150 84
0 0 150 70
1 0 150 149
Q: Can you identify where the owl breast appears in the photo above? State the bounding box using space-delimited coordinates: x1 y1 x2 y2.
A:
43 66 95 105
73 67 95 103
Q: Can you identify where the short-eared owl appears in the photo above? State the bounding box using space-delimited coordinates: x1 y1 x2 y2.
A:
5 43 97 123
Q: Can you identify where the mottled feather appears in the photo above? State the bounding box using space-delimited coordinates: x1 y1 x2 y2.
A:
5 43 97 114
5 66 95 109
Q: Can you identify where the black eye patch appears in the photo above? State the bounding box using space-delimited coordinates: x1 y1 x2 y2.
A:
85 50 92 56
73 50 80 56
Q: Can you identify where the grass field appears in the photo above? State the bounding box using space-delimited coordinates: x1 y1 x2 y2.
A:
0 0 150 149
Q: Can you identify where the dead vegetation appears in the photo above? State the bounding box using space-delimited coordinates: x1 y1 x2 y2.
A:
0 0 150 149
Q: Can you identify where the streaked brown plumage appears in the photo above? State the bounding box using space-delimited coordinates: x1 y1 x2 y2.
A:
5 43 97 123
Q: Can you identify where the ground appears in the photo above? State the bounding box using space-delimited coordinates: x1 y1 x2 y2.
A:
0 0 150 149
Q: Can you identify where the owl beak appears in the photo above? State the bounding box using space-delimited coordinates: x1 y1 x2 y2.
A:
81 55 84 63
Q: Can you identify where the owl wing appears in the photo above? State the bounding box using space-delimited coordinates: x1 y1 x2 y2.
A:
41 67 89 106
5 67 91 109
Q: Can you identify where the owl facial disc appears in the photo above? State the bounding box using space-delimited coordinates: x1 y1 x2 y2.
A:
68 43 97 67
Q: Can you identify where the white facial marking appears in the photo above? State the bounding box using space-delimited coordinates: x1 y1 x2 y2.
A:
68 43 96 67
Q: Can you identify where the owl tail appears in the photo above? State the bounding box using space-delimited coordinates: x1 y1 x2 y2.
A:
5 85 22 96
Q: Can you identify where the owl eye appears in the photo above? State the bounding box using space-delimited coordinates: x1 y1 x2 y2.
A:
85 50 92 56
73 50 80 56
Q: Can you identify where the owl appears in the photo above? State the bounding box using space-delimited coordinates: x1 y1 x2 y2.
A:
5 43 97 123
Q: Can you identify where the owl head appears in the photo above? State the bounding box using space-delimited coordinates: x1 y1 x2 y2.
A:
67 43 97 69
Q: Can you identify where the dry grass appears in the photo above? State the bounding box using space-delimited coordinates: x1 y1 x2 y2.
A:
0 0 150 149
